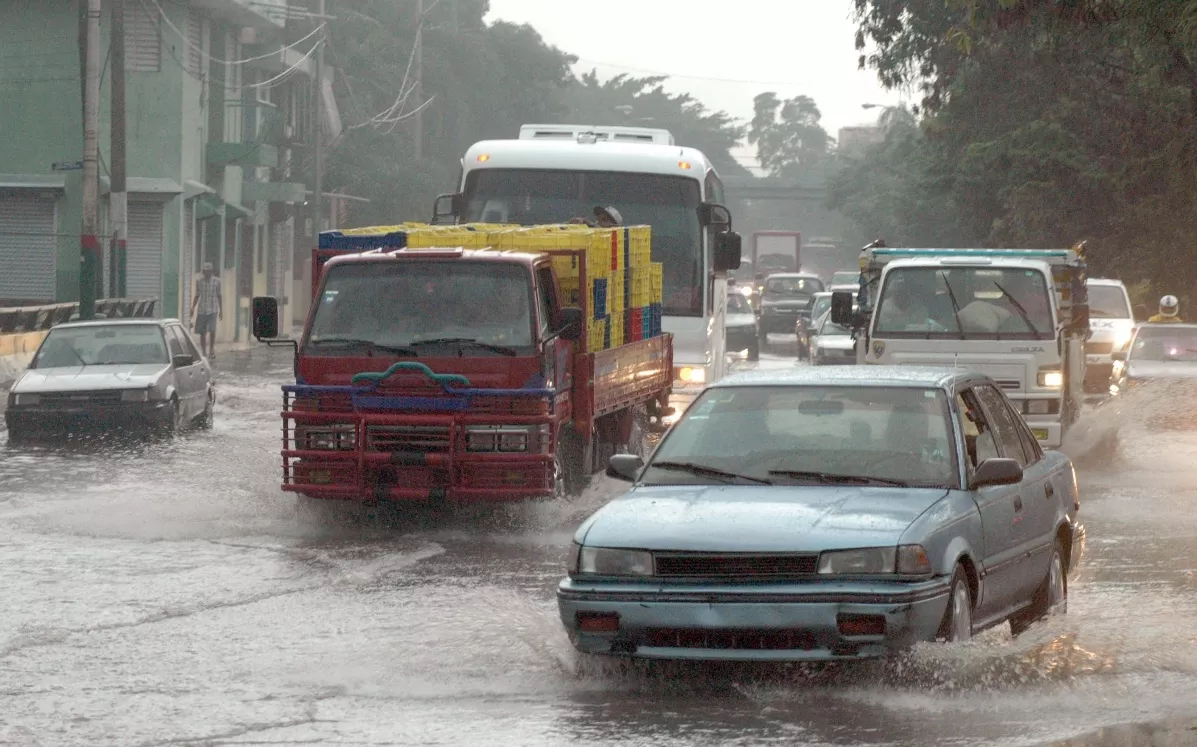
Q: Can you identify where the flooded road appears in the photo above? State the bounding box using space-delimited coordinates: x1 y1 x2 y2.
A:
2 347 1196 746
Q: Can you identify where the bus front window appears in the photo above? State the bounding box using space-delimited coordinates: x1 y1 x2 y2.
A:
462 169 705 316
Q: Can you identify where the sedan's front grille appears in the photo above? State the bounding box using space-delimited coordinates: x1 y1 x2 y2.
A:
1086 342 1113 355
366 425 451 453
653 553 818 578
38 390 123 407
646 628 816 650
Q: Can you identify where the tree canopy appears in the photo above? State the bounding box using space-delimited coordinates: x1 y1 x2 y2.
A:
748 93 832 179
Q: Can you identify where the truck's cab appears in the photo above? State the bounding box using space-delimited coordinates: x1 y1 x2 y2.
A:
1083 278 1135 399
832 247 1089 448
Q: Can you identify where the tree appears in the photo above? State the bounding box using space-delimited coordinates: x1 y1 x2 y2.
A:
747 93 832 179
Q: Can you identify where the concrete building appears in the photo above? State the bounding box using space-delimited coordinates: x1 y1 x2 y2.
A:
0 0 334 339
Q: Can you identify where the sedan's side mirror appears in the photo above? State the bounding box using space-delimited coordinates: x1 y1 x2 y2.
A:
1111 351 1127 362
971 458 1024 489
172 354 195 368
607 453 645 482
558 307 584 343
713 231 742 273
252 296 279 340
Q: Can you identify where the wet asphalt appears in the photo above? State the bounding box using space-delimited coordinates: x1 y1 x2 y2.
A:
2 344 1196 746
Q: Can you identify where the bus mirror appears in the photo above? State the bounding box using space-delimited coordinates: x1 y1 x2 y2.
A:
432 192 463 223
830 291 856 327
714 231 742 272
700 202 733 230
252 296 279 340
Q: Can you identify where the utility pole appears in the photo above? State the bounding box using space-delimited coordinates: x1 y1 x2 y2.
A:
413 0 423 161
311 0 325 240
110 0 128 299
80 0 102 319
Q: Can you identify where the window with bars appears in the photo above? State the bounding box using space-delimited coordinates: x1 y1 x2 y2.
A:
125 3 161 73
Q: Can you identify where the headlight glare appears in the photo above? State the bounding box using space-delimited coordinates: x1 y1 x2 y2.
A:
578 546 653 576
675 366 705 385
1037 368 1064 388
818 547 897 575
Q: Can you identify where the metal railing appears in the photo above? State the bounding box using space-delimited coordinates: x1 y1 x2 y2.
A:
0 298 158 334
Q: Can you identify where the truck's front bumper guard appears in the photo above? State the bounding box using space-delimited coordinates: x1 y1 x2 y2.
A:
281 362 559 502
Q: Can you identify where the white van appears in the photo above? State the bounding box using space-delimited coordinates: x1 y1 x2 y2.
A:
1085 278 1135 397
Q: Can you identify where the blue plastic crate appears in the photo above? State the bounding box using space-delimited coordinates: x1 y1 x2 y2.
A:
318 230 407 251
592 278 608 319
641 315 651 339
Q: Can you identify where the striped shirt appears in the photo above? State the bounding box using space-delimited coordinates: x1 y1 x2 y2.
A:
195 275 222 316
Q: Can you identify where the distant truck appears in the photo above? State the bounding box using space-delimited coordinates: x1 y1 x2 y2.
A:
252 223 684 505
750 231 801 281
832 245 1090 448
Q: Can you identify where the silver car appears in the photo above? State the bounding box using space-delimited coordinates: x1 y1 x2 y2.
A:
5 319 215 440
810 312 858 365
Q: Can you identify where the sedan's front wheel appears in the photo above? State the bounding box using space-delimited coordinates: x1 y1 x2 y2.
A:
1010 538 1067 637
938 565 972 643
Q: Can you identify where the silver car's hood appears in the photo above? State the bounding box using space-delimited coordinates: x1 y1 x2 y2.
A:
816 334 856 351
1127 361 1197 380
14 364 170 393
579 485 950 552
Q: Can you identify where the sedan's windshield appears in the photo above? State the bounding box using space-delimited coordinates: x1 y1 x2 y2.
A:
305 261 535 355
727 293 753 314
875 267 1054 340
642 385 955 487
764 277 823 295
33 325 168 368
1088 284 1132 319
1129 326 1197 362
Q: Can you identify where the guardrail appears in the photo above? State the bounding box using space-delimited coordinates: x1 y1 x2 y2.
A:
0 298 158 334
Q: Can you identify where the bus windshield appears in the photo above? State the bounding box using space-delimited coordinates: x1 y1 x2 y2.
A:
462 169 704 317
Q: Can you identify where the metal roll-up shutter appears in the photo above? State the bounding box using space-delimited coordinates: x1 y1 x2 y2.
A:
127 201 163 311
0 194 56 303
182 202 195 323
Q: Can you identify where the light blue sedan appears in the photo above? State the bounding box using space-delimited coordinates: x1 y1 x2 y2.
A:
558 366 1084 661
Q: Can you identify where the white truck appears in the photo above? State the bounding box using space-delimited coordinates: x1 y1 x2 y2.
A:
830 246 1091 448
1083 278 1135 399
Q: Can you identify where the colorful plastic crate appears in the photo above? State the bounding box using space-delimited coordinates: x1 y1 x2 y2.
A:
588 318 608 353
608 311 625 348
649 263 663 305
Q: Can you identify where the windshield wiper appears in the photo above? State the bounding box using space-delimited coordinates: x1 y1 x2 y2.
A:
939 271 966 340
651 461 773 485
409 338 518 357
993 281 1041 335
767 470 911 487
307 338 417 356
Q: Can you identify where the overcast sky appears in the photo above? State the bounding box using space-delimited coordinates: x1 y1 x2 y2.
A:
484 0 909 171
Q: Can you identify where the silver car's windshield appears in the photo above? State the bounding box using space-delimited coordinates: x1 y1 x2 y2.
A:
809 295 832 321
32 325 168 368
1129 326 1197 362
727 293 753 314
642 385 955 488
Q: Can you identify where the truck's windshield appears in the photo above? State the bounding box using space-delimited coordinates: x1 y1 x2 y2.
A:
461 169 703 316
874 267 1055 340
1088 285 1132 319
305 261 536 356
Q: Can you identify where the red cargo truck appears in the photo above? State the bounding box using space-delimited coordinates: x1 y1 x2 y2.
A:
251 230 675 504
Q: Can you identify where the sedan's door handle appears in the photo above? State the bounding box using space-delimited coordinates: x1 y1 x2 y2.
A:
1045 483 1055 500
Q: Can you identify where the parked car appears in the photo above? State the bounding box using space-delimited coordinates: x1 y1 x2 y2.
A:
757 273 825 354
5 319 215 441
828 270 861 293
810 312 857 366
558 366 1083 661
724 292 760 361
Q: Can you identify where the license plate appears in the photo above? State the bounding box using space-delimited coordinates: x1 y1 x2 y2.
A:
1031 428 1049 440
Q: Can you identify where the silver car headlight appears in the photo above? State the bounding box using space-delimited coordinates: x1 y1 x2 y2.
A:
817 545 931 575
578 546 653 576
121 389 150 402
12 393 40 406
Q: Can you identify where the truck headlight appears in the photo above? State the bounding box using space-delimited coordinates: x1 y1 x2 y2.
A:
675 366 705 385
299 425 356 450
578 546 653 576
466 425 548 453
817 545 931 575
121 389 149 402
1037 368 1064 388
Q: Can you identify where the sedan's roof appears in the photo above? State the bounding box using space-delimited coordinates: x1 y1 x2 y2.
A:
713 365 983 390
49 318 176 330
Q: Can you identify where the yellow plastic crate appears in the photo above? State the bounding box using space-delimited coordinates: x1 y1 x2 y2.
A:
405 230 495 249
608 310 625 348
608 269 626 315
630 267 652 308
628 226 651 268
650 263 663 305
588 318 608 352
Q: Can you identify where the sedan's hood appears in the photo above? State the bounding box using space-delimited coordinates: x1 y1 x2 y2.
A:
14 364 169 393
580 485 949 552
1128 361 1197 380
725 312 757 329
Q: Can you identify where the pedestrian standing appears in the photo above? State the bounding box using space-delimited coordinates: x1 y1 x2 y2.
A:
190 262 222 359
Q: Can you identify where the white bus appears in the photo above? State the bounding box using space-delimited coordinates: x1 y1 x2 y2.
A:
434 125 743 418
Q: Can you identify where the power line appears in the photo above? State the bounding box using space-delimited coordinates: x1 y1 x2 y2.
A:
146 0 326 66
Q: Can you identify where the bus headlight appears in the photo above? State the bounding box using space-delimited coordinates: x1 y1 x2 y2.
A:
675 366 706 385
1037 367 1064 388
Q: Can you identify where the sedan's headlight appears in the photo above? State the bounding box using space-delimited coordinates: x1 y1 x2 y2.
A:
12 393 40 406
817 545 931 575
578 546 653 576
121 389 149 402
